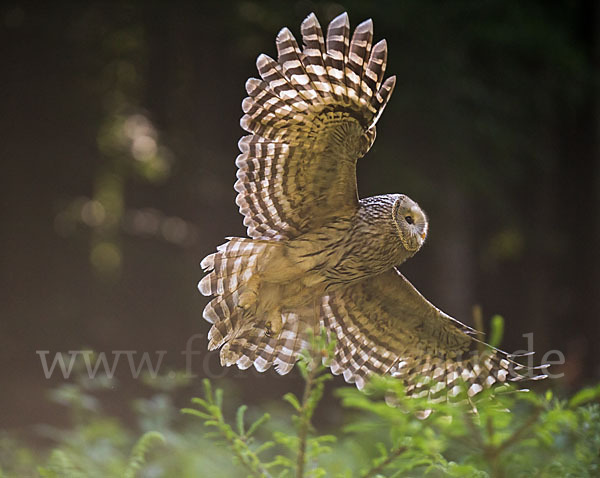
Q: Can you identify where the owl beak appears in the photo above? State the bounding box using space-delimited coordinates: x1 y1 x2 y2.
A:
420 232 427 240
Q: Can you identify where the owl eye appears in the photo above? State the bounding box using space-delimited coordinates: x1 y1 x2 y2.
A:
404 215 414 225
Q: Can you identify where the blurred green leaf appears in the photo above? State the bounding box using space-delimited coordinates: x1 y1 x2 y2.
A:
569 384 600 408
488 315 505 348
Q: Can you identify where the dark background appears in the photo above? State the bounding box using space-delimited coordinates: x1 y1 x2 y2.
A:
1 0 598 436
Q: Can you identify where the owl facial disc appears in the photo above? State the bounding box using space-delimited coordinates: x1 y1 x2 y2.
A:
392 194 429 252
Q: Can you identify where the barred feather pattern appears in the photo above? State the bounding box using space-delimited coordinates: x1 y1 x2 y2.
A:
220 310 314 376
199 238 265 349
235 12 396 241
199 238 314 374
321 268 546 397
199 12 546 401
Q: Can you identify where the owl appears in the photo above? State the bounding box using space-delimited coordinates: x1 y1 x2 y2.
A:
199 12 544 399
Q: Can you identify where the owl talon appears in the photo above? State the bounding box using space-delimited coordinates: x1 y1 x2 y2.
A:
265 313 283 338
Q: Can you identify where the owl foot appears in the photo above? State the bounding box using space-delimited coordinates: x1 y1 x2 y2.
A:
265 311 283 338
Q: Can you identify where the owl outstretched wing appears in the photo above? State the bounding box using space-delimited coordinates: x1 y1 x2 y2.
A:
235 12 396 240
322 268 544 396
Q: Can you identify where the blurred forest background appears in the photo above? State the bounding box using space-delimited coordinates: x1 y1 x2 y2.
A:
1 0 598 444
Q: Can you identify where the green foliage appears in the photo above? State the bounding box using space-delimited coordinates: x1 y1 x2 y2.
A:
337 377 600 477
2 335 600 477
123 432 166 478
182 380 274 477
182 329 337 478
178 342 600 478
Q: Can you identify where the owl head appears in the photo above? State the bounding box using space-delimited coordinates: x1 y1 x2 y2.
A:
392 194 428 252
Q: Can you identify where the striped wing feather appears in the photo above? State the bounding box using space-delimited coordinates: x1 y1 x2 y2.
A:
200 238 315 375
322 268 541 397
235 12 396 240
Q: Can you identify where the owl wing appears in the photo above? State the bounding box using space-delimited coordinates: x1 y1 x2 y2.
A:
321 268 541 397
235 12 396 240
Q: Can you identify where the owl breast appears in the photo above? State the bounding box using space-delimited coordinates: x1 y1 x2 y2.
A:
322 196 410 286
262 194 410 296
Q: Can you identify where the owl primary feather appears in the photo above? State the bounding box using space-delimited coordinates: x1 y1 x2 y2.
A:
199 12 544 399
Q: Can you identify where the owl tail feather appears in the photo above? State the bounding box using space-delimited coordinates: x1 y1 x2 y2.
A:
199 237 269 350
199 238 311 374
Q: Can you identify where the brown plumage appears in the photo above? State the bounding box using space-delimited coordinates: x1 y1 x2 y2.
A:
199 12 545 399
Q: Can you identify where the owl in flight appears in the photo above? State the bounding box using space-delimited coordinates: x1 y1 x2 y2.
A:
200 12 542 399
